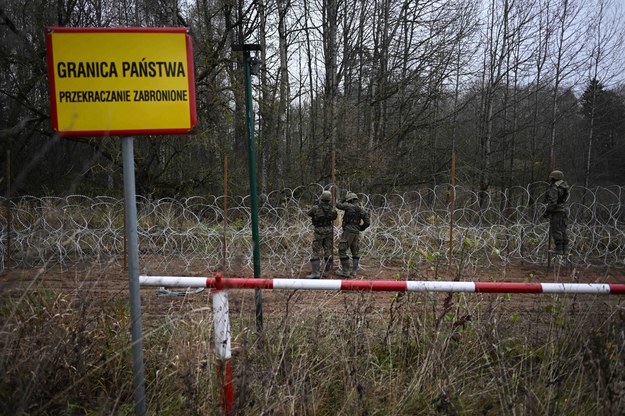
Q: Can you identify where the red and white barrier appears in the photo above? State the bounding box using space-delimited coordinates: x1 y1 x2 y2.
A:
140 274 625 295
142 272 624 415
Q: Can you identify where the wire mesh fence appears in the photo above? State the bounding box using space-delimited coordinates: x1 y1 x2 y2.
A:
1 183 624 275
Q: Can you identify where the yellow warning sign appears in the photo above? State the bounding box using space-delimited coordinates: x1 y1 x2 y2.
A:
46 27 196 136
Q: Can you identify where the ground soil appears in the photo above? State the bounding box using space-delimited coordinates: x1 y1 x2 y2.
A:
2 258 624 326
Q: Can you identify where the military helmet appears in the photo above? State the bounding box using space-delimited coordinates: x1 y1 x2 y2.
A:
320 191 332 202
346 192 358 202
549 170 564 181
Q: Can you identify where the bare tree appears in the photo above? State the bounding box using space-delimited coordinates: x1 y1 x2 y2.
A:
322 0 338 187
581 0 625 188
477 0 512 206
547 0 586 170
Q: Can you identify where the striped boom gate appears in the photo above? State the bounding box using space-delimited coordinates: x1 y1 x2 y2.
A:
140 275 625 295
140 274 625 415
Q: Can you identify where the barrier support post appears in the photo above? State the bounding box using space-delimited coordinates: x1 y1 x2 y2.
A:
212 273 234 415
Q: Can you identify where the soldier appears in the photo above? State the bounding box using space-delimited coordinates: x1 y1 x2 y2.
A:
544 170 570 255
306 190 337 278
336 192 370 277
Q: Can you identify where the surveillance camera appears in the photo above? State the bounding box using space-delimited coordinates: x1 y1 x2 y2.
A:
250 57 262 75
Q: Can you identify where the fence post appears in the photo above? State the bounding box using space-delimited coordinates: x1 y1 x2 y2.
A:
5 150 11 270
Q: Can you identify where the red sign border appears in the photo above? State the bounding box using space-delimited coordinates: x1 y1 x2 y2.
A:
46 27 197 137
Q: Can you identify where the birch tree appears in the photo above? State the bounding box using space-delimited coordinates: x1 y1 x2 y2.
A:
547 0 586 170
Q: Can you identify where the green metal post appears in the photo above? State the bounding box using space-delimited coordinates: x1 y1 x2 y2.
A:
242 49 263 331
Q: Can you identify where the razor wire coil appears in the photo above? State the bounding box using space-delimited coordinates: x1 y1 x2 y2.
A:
1 183 624 274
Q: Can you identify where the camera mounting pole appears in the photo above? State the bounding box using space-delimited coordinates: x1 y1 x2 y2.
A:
232 43 263 332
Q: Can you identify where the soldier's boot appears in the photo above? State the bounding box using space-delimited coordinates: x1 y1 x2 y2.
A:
323 256 333 274
350 257 360 277
336 257 351 277
306 259 321 279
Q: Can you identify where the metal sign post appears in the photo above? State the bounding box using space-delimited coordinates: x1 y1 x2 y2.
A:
122 137 146 415
45 27 197 415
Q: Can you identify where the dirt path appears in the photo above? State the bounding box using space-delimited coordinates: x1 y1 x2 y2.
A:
3 259 624 327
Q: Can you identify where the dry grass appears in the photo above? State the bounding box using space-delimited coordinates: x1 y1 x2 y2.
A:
1 275 624 415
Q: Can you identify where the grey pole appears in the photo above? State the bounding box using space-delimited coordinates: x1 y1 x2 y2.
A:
122 136 147 415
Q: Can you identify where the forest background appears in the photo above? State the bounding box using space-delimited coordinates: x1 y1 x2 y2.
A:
1 0 625 200
3 2 625 414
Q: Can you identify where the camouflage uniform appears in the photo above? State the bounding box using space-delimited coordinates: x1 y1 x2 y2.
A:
544 170 570 255
336 192 370 277
306 191 337 278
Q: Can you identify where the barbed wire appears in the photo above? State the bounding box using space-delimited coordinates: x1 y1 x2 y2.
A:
1 183 624 275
